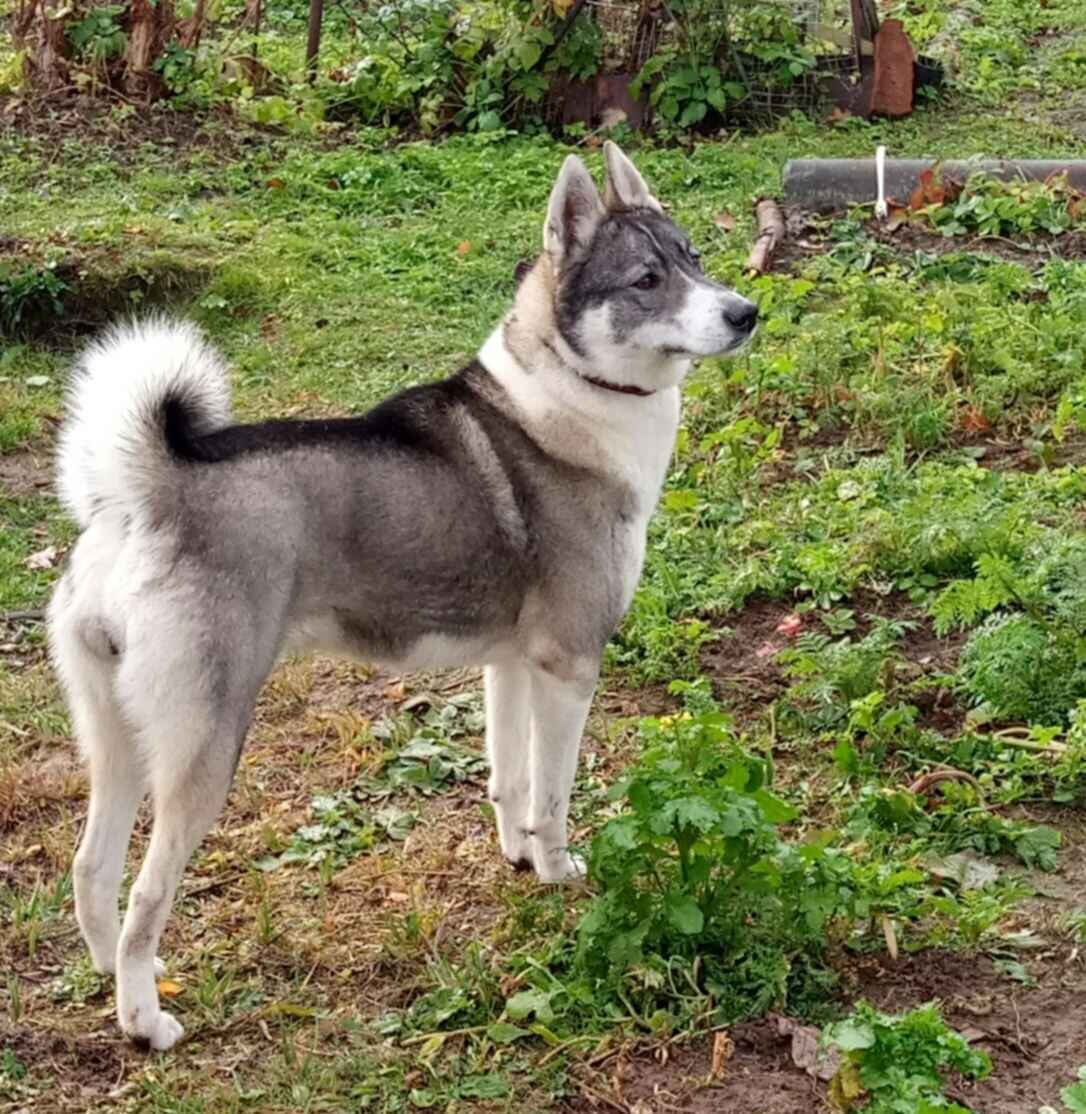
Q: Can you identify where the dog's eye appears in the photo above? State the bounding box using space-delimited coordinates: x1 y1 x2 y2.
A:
634 273 659 290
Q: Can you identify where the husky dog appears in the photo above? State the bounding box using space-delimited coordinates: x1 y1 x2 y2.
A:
47 143 757 1050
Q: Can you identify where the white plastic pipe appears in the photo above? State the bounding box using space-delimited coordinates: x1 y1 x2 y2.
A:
875 145 888 219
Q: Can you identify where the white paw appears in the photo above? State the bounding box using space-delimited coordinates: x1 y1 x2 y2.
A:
127 1009 185 1051
153 956 167 978
535 849 586 884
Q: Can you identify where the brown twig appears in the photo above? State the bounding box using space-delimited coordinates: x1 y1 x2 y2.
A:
907 768 983 801
0 609 44 624
745 198 786 275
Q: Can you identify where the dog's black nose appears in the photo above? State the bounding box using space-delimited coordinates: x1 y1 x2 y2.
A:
723 301 759 332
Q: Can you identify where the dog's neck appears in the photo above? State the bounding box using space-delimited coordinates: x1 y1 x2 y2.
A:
478 258 681 510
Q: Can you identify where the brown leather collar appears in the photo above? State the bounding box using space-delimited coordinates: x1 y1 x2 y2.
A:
580 373 655 397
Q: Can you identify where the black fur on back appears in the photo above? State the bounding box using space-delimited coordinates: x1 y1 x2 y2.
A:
163 365 486 464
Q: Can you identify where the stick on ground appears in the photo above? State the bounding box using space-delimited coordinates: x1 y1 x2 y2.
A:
746 198 786 275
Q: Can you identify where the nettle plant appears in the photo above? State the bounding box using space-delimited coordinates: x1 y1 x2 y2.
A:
576 701 855 1018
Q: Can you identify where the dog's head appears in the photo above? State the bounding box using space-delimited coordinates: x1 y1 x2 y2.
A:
541 143 757 392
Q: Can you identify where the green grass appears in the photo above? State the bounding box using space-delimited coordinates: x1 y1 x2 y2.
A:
4 0 1086 1109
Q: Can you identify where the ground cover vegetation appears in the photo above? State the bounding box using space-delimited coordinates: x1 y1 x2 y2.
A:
2 0 1086 1110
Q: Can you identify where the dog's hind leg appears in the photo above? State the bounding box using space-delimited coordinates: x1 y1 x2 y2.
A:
49 592 146 976
485 661 533 870
112 633 268 1051
113 710 247 1051
525 656 598 883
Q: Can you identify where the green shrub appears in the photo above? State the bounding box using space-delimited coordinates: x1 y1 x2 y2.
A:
575 707 855 1020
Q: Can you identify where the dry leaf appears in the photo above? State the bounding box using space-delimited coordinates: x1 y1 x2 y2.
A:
25 546 57 571
713 210 737 232
907 163 962 211
829 1059 865 1109
960 405 992 434
456 240 472 256
776 1016 840 1081
156 978 183 998
384 680 406 702
709 1029 734 1080
755 641 781 659
826 106 852 124
266 178 285 189
551 0 573 15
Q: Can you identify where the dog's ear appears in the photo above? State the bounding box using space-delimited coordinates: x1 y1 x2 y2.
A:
603 141 662 212
544 155 605 264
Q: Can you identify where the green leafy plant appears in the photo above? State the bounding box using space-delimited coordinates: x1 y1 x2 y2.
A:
927 173 1086 239
66 4 127 65
0 263 67 338
576 707 855 1020
825 1001 991 1113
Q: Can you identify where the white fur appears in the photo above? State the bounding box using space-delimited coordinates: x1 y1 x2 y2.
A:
56 317 232 529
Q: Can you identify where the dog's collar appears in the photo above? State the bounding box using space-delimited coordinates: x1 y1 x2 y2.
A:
579 373 655 398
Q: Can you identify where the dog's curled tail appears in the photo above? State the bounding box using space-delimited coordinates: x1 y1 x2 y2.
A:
57 317 233 529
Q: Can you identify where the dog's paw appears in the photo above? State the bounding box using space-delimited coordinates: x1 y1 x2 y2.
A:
535 849 586 884
128 1009 185 1052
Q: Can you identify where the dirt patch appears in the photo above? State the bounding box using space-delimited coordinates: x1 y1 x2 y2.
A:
0 1023 134 1109
562 1018 824 1113
0 445 53 499
851 950 1086 1114
700 591 968 734
0 238 213 343
563 948 1086 1114
0 93 277 167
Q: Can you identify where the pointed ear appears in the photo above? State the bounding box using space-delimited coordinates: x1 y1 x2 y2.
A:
603 141 662 212
544 155 605 263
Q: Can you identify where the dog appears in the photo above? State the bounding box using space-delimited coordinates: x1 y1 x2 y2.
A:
46 142 758 1050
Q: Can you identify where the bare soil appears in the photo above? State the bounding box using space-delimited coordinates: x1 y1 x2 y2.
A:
700 590 968 734
562 948 1086 1114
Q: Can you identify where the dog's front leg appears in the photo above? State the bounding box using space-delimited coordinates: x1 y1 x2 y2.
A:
485 662 533 870
526 660 597 882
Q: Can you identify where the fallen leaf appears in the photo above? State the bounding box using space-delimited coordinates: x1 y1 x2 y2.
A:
24 375 50 388
386 890 410 904
266 178 285 189
25 546 57 570
755 641 781 659
926 850 1000 891
960 405 992 434
829 1060 865 1109
384 680 406 702
776 1016 840 1081
156 979 183 998
907 162 962 211
456 240 472 256
826 106 852 124
552 0 572 15
709 1029 733 1080
713 210 736 232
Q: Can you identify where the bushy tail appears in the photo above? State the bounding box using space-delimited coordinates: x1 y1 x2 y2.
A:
57 317 233 529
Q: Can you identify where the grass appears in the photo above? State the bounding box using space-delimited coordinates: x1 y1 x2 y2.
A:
3 0 1086 1110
